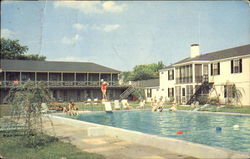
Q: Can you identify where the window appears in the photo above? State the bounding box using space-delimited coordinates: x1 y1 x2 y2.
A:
168 69 174 80
224 85 235 98
168 88 174 97
231 59 242 74
147 89 152 97
211 62 220 75
182 88 185 96
176 65 192 84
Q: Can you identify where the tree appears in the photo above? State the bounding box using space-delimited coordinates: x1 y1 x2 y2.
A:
120 71 134 82
7 81 55 147
224 82 243 107
121 61 165 82
0 38 46 61
131 88 145 100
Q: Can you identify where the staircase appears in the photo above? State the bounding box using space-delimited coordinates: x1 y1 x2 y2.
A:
119 85 136 100
186 82 214 105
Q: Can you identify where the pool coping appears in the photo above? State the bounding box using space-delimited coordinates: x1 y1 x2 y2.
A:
48 113 250 159
175 110 250 116
77 109 250 116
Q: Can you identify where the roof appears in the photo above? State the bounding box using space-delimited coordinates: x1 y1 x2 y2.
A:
136 79 159 88
0 59 121 73
174 44 250 65
159 65 173 71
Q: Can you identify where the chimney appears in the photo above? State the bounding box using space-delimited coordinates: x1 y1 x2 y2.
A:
190 44 200 58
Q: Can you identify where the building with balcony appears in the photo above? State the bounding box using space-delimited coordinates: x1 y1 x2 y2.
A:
159 44 250 106
0 60 129 103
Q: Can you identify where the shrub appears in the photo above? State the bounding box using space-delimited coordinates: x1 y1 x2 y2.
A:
209 97 219 105
197 95 208 105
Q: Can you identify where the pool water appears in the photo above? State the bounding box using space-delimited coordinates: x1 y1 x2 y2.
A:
62 110 250 153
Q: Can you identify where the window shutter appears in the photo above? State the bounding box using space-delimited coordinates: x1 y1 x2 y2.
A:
218 62 220 75
231 60 234 73
172 70 174 80
211 64 213 75
239 59 242 73
168 70 170 80
172 88 174 96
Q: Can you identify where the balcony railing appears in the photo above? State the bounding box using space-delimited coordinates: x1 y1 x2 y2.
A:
195 76 203 83
0 80 121 88
176 75 209 84
176 76 193 84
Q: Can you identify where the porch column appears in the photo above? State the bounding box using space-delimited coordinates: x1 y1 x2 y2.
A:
74 72 76 86
192 63 195 83
47 72 50 86
4 71 6 82
87 73 89 85
99 73 101 85
201 64 204 77
61 73 63 81
111 73 113 83
61 72 63 86
19 72 22 83
35 72 37 82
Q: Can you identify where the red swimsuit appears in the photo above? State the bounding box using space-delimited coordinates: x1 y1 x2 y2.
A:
101 82 107 91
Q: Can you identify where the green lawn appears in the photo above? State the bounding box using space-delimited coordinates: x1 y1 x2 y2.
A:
1 103 250 117
0 132 105 159
199 105 250 114
0 105 11 118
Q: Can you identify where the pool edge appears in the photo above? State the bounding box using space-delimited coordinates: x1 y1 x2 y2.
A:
47 114 250 159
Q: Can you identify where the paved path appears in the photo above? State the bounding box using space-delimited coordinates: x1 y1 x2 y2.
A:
44 121 196 159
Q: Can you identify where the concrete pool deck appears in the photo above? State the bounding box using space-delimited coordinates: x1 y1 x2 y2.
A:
45 113 250 159
43 120 196 159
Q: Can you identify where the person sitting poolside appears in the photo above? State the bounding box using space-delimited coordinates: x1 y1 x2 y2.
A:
123 101 132 110
63 105 69 113
157 107 163 112
137 99 145 109
169 102 177 111
64 102 78 115
157 99 164 112
152 100 158 112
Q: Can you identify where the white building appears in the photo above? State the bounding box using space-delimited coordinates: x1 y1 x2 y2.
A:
133 79 160 102
159 44 250 106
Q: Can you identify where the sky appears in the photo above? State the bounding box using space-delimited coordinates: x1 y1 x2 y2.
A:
1 1 250 71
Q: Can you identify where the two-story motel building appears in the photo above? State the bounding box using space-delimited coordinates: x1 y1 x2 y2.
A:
0 60 128 103
159 44 250 106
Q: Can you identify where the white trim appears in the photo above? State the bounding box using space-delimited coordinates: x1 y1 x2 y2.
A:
172 54 250 67
173 60 210 67
209 54 250 63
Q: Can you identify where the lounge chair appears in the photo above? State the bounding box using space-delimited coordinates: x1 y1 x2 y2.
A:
41 103 56 113
93 98 98 104
114 100 121 110
86 98 92 104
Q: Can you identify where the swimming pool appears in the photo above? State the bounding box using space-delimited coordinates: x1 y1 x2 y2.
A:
62 110 250 153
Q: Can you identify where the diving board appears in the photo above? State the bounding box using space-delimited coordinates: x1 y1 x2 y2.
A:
103 102 112 113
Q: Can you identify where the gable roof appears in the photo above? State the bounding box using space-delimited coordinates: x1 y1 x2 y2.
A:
174 44 250 65
159 65 173 72
0 59 120 73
